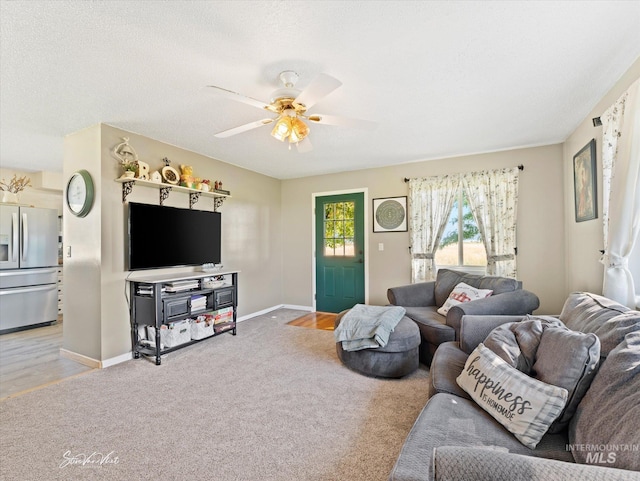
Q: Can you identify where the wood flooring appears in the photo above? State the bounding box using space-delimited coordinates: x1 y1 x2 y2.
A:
0 322 95 400
287 311 337 330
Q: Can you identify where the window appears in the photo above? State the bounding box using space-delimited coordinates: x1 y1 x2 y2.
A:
435 189 487 268
323 201 355 256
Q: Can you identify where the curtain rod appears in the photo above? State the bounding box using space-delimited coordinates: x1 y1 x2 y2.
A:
403 164 524 183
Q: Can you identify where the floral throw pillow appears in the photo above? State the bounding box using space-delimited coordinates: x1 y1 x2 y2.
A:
437 282 493 316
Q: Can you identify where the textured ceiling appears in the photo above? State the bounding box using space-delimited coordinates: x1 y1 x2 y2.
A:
1 1 639 180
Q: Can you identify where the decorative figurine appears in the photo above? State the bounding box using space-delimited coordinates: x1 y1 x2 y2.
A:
161 157 179 185
113 137 138 165
179 165 196 189
149 171 162 183
136 160 150 180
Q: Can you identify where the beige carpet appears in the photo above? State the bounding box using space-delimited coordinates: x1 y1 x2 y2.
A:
0 308 430 481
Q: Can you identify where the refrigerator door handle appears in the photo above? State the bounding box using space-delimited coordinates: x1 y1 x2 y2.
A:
21 212 28 261
11 213 18 262
0 267 58 277
0 283 57 296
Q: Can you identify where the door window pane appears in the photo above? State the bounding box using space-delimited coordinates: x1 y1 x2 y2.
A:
323 202 355 257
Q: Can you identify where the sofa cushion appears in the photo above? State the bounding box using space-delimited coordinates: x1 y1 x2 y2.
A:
532 327 600 433
429 341 471 399
404 306 455 347
389 392 573 481
457 344 568 449
559 292 640 357
569 332 640 471
483 317 562 373
437 282 493 316
434 269 519 307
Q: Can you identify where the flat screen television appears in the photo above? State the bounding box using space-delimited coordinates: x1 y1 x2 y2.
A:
128 202 221 270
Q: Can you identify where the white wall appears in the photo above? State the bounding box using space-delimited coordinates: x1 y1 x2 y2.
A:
282 144 566 314
63 124 103 360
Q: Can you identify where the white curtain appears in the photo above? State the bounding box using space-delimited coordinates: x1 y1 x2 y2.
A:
408 175 460 282
600 78 640 308
462 167 520 278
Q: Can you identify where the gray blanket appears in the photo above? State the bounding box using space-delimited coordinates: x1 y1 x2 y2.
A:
334 304 406 351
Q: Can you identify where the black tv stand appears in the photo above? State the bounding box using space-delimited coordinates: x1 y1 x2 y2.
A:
128 270 239 365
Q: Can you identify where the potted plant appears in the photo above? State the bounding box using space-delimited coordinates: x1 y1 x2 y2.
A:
121 161 137 178
0 174 31 203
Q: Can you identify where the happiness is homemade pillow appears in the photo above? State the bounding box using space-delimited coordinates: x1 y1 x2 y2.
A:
456 343 568 449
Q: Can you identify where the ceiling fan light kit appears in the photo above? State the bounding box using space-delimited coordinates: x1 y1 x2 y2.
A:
209 70 376 150
271 115 294 142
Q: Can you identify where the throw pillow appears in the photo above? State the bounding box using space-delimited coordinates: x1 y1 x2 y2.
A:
483 317 563 374
569 332 640 471
457 343 568 449
559 292 633 356
437 282 493 316
532 326 600 433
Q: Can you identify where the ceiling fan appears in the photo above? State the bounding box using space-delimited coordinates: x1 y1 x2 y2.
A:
208 71 376 151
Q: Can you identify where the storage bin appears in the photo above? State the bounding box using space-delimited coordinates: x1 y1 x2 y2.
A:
165 320 192 347
214 322 234 334
148 320 192 348
191 318 214 340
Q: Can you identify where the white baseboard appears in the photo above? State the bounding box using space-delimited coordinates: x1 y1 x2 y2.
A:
237 304 284 321
61 348 132 369
282 304 313 311
237 304 313 322
65 306 316 369
102 352 133 368
60 348 101 369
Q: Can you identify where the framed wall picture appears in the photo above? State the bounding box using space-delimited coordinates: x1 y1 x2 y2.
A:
573 139 597 222
373 196 407 232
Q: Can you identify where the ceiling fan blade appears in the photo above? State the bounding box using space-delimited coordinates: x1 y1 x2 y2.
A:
214 118 275 138
293 73 342 109
306 114 377 131
296 136 313 153
208 85 273 111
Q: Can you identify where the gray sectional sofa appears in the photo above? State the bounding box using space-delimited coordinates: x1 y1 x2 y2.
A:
387 269 540 364
389 292 640 481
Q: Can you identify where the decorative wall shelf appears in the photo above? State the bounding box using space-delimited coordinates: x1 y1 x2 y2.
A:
115 178 230 210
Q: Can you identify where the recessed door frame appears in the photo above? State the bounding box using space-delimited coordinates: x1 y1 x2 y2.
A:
312 188 369 311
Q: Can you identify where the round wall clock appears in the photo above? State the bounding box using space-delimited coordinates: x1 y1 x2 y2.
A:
66 169 95 217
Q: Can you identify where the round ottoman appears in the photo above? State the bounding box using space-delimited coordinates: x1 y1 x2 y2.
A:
335 310 420 378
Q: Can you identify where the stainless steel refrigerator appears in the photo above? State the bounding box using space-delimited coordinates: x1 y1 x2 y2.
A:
0 205 59 333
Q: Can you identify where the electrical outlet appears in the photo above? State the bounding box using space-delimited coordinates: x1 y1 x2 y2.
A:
378 243 384 251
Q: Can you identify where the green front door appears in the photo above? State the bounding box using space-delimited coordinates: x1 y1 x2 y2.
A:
315 193 365 313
